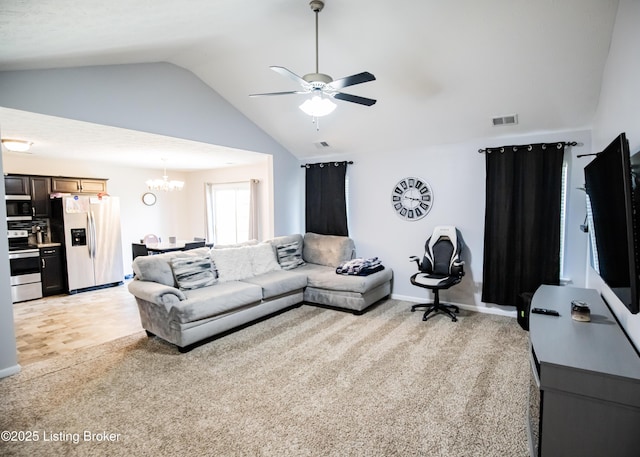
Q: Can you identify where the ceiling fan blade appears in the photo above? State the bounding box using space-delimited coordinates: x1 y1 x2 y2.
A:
327 72 376 90
333 92 377 106
249 90 308 97
270 66 308 87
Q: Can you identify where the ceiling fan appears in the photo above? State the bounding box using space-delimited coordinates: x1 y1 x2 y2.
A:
249 0 377 117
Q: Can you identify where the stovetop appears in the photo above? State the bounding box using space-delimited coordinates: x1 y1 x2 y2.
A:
9 244 39 252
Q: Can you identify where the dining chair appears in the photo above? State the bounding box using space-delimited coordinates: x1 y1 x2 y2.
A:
132 243 149 260
183 240 206 250
142 234 159 244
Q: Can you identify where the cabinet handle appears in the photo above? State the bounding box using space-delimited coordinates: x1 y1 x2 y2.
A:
41 259 45 269
32 207 35 216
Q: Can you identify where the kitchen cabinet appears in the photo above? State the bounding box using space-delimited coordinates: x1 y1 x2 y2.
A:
30 176 51 217
4 175 30 195
51 177 107 194
40 246 65 296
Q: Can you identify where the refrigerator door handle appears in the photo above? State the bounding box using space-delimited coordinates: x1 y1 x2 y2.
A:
88 211 97 259
86 212 92 258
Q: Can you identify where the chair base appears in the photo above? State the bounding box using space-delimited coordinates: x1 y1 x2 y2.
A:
411 301 459 322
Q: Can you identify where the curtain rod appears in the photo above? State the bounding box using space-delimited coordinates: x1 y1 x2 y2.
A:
478 141 579 154
300 161 354 168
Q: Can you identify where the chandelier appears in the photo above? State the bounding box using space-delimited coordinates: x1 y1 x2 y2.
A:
146 161 184 192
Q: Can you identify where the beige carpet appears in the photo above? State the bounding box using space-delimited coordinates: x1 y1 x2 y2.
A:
0 300 531 457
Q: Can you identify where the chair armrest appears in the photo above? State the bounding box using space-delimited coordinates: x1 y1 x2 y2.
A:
409 256 421 269
452 260 465 277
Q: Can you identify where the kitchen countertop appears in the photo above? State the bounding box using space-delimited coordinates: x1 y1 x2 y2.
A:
37 242 62 248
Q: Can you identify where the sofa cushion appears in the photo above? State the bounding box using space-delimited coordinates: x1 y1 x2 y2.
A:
303 233 355 268
170 256 217 290
297 263 393 294
241 270 307 299
132 248 211 287
170 281 263 324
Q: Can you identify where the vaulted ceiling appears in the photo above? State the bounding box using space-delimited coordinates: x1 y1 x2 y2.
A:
0 0 620 169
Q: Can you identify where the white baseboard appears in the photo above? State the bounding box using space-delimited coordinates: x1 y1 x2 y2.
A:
390 293 517 318
0 363 21 379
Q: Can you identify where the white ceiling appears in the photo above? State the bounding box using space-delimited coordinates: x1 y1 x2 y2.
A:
0 0 620 170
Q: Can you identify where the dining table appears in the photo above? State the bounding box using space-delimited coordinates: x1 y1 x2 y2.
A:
145 240 212 253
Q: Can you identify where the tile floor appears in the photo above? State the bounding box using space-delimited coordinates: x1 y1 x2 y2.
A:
11 281 143 365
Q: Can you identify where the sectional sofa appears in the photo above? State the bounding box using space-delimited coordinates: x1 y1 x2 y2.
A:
127 233 393 351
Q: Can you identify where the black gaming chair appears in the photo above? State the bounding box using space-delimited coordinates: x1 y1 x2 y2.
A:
409 226 465 322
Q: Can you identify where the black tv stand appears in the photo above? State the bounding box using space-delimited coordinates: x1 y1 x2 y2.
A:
527 285 640 456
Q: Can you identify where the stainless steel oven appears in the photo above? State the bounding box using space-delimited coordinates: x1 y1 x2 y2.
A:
8 230 42 303
6 195 33 221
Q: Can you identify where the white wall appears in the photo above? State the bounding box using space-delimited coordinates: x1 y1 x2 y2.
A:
322 128 592 316
589 0 640 350
185 158 274 243
2 152 272 277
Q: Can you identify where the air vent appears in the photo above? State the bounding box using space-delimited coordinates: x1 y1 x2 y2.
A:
492 114 518 126
314 141 331 149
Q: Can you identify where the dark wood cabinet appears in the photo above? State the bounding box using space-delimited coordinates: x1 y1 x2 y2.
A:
4 175 30 195
51 177 107 194
528 285 640 457
30 176 52 217
40 246 65 296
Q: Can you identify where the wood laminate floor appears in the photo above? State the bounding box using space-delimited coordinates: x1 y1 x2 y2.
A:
12 281 143 366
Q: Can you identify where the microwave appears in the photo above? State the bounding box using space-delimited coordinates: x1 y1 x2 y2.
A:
5 195 33 221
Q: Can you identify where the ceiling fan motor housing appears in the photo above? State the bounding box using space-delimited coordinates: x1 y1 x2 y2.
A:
303 73 333 87
249 0 376 108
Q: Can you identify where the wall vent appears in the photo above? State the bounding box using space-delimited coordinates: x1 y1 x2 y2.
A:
492 114 518 126
314 141 331 149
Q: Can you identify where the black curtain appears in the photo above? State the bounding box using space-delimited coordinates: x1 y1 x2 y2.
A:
481 143 565 306
305 161 349 236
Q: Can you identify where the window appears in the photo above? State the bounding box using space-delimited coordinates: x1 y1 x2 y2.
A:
559 161 568 278
205 182 251 245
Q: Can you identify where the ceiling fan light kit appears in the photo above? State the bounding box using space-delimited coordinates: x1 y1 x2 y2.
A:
250 0 376 128
299 95 336 117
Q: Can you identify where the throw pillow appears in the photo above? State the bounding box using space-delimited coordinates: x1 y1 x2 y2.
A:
170 256 217 291
250 243 282 276
210 246 253 281
276 241 306 270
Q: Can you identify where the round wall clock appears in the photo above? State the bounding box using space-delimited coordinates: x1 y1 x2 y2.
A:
142 192 157 206
391 177 433 221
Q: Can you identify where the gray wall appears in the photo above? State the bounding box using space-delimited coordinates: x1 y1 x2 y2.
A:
0 62 303 236
588 0 640 350
0 125 19 378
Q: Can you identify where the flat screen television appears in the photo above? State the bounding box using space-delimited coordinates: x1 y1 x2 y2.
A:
584 132 640 314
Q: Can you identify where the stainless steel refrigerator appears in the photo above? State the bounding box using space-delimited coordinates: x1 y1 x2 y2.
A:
59 195 124 293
